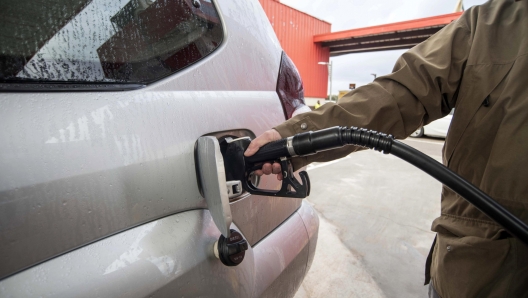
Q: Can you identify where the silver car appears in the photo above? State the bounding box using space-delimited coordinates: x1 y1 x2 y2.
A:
0 0 318 297
410 109 454 139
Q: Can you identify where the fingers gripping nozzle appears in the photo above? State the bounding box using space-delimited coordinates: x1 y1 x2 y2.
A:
221 127 392 199
221 137 310 199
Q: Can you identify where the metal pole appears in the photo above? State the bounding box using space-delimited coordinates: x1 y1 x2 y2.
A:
326 64 330 99
319 61 333 101
329 61 333 101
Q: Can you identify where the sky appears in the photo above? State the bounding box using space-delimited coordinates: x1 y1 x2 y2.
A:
280 0 488 95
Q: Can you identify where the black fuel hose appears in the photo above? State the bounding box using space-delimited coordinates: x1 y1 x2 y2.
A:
249 126 528 245
390 141 528 245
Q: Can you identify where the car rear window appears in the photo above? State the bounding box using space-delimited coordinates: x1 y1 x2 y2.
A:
0 0 223 86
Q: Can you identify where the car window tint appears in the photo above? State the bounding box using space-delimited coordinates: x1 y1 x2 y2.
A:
0 0 223 84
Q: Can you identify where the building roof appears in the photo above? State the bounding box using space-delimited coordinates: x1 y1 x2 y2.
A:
314 12 463 56
274 0 331 25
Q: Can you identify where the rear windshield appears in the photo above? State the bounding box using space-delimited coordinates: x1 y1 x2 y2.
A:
0 0 223 85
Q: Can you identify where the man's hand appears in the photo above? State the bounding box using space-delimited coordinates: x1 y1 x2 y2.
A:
244 129 284 180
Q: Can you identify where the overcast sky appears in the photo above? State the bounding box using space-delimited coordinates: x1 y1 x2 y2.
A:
280 0 488 95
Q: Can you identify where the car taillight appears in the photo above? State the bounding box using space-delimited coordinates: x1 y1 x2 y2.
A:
276 52 308 119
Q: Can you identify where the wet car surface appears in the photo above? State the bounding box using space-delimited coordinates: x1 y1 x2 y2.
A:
0 0 318 296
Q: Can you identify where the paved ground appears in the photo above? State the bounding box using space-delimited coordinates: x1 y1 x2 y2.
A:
294 137 445 298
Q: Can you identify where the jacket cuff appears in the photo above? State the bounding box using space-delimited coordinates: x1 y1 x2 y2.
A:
273 115 319 138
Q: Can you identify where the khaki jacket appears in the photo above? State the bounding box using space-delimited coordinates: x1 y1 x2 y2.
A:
274 1 528 297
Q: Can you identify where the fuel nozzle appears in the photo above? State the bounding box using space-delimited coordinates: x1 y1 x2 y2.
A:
222 136 310 199
220 127 395 200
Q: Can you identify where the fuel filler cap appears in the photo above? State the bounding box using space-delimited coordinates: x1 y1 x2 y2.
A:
214 229 248 266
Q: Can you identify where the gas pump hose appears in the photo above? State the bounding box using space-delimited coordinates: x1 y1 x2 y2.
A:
253 126 528 245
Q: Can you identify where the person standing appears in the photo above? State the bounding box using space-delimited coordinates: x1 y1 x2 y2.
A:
245 1 528 297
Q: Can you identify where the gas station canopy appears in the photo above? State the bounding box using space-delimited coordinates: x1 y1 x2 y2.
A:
314 12 462 56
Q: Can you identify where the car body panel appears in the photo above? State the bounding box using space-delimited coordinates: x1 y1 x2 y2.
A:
231 194 304 247
0 89 291 279
296 199 319 273
253 212 309 298
423 114 452 138
0 0 311 284
0 201 318 298
256 201 319 298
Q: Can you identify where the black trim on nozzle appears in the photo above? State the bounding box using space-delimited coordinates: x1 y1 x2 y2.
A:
292 127 345 156
245 138 290 164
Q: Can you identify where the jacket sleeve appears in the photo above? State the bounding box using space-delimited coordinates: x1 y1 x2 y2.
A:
274 11 473 171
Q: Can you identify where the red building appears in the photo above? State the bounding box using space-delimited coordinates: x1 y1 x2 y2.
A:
259 0 462 104
259 0 331 101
